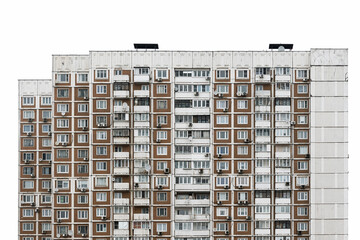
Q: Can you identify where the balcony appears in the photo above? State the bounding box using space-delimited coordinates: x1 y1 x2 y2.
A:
133 136 149 144
114 90 129 98
134 105 150 113
255 74 271 83
134 75 150 82
275 75 291 82
133 229 150 235
175 138 210 145
175 214 210 221
255 106 271 112
135 183 150 189
275 167 290 174
134 121 150 128
114 152 129 159
114 167 130 175
113 75 129 82
114 229 129 235
134 214 150 220
275 229 291 235
275 152 290 158
114 214 130 220
175 153 209 161
255 90 271 97
275 198 291 204
175 199 210 206
255 198 271 205
255 136 271 143
275 90 290 97
275 106 290 112
255 183 271 190
255 167 270 174
275 214 291 220
255 152 271 158
275 182 291 190
255 229 271 235
255 120 271 128
175 184 210 191
175 230 209 236
275 121 291 127
275 136 291 144
114 106 129 113
175 168 211 175
134 90 149 98
114 198 129 205
134 198 150 206
175 123 211 129
114 182 129 190
175 76 209 83
175 92 211 99
255 213 271 220
113 137 130 144
175 108 210 115
114 121 129 128
134 152 150 159
134 167 149 175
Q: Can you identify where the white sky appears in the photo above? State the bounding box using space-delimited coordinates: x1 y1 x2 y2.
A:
0 0 358 237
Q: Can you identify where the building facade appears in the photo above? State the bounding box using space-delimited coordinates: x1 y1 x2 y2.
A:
18 48 348 240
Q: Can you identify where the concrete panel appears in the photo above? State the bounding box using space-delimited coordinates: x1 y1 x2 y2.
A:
111 52 131 68
37 80 52 95
311 97 348 112
131 51 152 67
153 52 171 68
311 49 348 66
311 112 348 127
193 51 212 68
293 51 310 67
311 66 348 81
311 142 348 158
19 80 38 95
232 52 252 68
311 174 348 189
311 204 348 218
73 55 90 71
213 52 232 67
53 56 75 71
311 158 348 174
253 52 272 67
311 219 348 235
311 128 348 143
173 52 192 68
311 82 348 97
91 52 111 68
272 51 292 67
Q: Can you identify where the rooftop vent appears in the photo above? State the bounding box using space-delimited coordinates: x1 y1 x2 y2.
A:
269 43 293 51
134 43 159 50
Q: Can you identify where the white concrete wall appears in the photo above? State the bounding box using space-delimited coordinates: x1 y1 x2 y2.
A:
310 49 348 240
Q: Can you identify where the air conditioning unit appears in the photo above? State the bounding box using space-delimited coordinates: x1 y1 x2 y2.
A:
31 173 35 178
285 182 290 186
302 78 309 82
26 132 32 136
157 123 162 128
61 112 66 116
61 142 67 146
47 188 52 192
244 138 250 143
246 216 251 220
224 185 229 189
206 77 211 81
238 200 242 205
194 91 199 96
81 234 87 237
55 142 59 146
300 185 306 189
158 232 163 235
298 231 302 235
204 153 209 157
30 202 35 206
57 219 61 223
225 230 229 235
174 88 179 92
238 169 244 174
217 169 223 174
43 118 48 122
42 230 46 234
135 183 139 188
259 74 264 78
305 154 311 158
101 216 107 220
156 139 161 143
243 200 249 205
24 159 30 164
290 121 296 125
217 154 222 158
84 96 89 100
61 233 68 237
238 185 244 189
156 78 163 82
237 92 247 97
28 118 33 122
98 123 106 127
217 201 222 205
82 127 88 131
164 168 170 174
54 188 58 193
188 122 193 127
227 216 232 220
35 208 39 213
80 188 86 192
219 93 224 98
158 185 163 189
199 169 204 174
223 108 228 112
47 132 52 136
83 157 88 161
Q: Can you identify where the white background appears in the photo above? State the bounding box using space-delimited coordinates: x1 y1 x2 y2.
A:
0 0 358 238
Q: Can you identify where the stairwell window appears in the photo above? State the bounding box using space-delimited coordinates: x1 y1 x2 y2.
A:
156 69 168 79
216 69 229 79
297 100 308 109
23 97 34 105
41 96 51 105
96 70 107 79
237 69 249 78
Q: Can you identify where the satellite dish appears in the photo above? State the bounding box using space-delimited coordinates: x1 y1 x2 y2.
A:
56 234 60 238
145 165 151 172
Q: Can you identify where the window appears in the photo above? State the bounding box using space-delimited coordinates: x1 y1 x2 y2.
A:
23 209 34 217
135 68 149 75
42 209 52 217
256 206 270 213
297 192 308 201
217 207 228 216
297 177 309 186
275 113 290 121
157 85 167 94
237 100 248 109
238 176 249 186
216 100 228 109
157 192 167 201
57 89 69 98
275 128 290 136
57 119 69 128
78 73 88 82
57 195 69 204
23 110 35 119
298 100 308 109
96 131 107 140
23 97 35 105
157 208 167 217
297 222 308 231
156 69 168 79
237 131 248 139
216 222 228 231
78 195 88 204
96 162 107 171
23 223 34 231
57 134 69 143
255 175 270 183
96 70 107 79
23 139 34 147
237 223 248 231
157 115 167 125
57 165 69 173
41 195 51 203
297 207 308 216
78 103 88 112
96 85 107 94
217 85 229 93
157 100 167 109
298 130 308 139
298 161 308 170
42 125 51 133
255 221 270 229
216 70 229 79
57 74 69 82
134 113 149 121
23 180 34 189
57 104 69 113
96 223 107 232
238 146 248 155
57 149 69 158
238 192 248 201
276 82 290 90
216 177 229 186
41 96 51 105
96 193 107 202
298 146 308 154
275 67 290 75
237 115 248 124
56 180 69 189
96 177 107 187
96 146 107 155
23 125 34 133
256 68 270 75
217 192 229 201
298 85 308 93
157 146 167 155
57 210 69 219
217 131 228 140
237 207 248 216
237 69 248 78
297 115 308 124
217 146 229 155
193 100 209 108
96 100 107 109
156 131 167 140
216 115 229 124
297 70 308 79
238 161 248 170
114 69 122 75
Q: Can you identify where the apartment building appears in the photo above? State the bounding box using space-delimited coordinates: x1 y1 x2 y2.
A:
18 46 348 240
